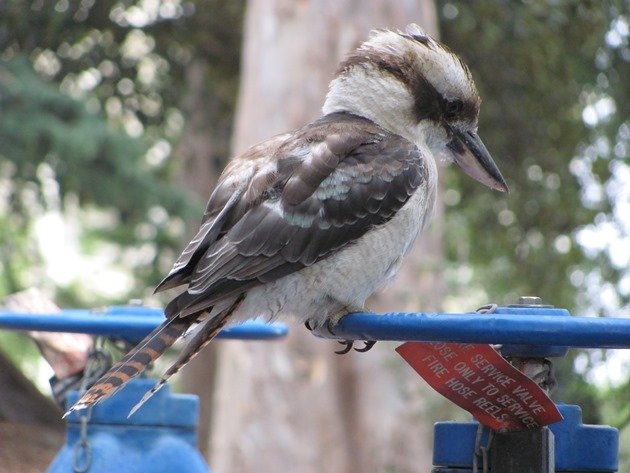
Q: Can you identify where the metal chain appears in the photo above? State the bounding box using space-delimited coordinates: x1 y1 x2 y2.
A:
73 406 92 473
471 303 498 472
475 304 501 352
475 303 498 314
71 337 112 473
472 423 494 473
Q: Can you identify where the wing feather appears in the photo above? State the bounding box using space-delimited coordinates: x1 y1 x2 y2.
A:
155 188 245 293
162 112 427 317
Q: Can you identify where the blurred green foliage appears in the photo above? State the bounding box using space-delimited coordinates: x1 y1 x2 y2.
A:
0 55 191 222
438 0 629 313
0 1 243 303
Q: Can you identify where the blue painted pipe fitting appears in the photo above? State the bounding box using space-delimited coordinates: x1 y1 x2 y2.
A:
496 306 570 358
48 379 210 473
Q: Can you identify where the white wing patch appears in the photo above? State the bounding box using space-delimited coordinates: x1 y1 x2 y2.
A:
299 141 328 166
262 199 284 217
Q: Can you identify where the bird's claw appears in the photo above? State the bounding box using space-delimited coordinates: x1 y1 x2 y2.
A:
334 339 377 355
335 340 354 355
354 340 377 352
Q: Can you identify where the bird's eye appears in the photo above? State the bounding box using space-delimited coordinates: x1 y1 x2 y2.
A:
445 100 464 121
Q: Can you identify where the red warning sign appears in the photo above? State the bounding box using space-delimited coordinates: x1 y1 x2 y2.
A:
396 342 562 432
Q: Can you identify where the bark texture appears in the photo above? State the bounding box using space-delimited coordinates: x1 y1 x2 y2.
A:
175 58 225 458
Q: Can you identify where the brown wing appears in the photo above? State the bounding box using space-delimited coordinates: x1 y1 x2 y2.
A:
160 112 426 318
154 132 294 293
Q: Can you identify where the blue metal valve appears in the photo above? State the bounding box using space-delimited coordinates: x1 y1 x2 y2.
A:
48 378 210 473
432 404 619 472
428 302 621 472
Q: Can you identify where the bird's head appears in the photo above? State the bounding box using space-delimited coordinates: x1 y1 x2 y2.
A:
323 24 508 192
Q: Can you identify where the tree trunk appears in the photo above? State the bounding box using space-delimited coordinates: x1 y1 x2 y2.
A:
175 58 231 458
210 2 442 473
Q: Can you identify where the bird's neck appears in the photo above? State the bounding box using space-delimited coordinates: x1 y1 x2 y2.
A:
323 65 425 146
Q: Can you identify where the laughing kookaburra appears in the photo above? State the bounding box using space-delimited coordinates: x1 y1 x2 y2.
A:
68 24 508 415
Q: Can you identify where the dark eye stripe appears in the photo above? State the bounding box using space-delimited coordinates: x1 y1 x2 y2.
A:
336 43 479 124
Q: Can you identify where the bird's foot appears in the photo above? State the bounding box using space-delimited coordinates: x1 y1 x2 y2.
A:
325 305 377 355
326 304 365 329
303 305 364 333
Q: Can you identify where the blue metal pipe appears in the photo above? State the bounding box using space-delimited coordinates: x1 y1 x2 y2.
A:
3 305 629 349
313 310 630 349
0 306 288 342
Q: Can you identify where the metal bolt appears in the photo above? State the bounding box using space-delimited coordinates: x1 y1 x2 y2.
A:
517 296 543 306
507 296 558 393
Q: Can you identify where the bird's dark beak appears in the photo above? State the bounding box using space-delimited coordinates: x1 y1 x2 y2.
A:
449 129 508 193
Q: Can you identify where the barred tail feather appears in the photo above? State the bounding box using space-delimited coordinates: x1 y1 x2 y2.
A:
65 317 190 416
128 295 245 417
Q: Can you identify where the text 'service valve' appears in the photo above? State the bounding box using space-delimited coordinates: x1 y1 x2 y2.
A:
397 342 562 432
